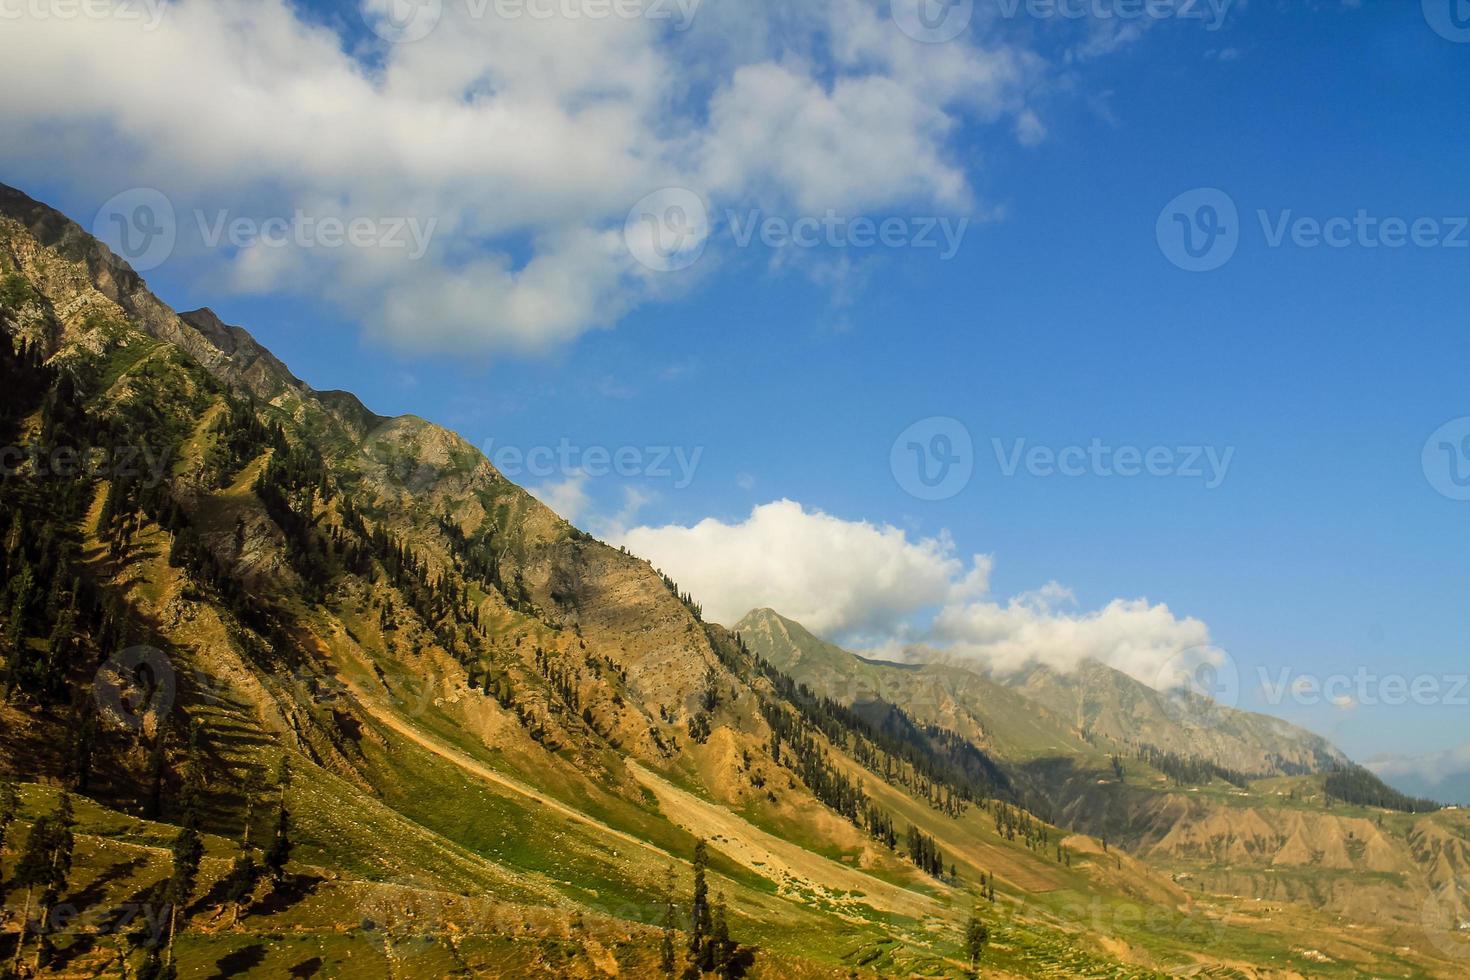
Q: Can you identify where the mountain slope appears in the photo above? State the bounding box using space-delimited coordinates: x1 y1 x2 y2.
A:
1 182 1467 977
1004 659 1346 777
734 606 1470 951
735 608 1098 764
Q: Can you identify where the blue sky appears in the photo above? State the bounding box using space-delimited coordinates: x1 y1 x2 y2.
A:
3 0 1467 787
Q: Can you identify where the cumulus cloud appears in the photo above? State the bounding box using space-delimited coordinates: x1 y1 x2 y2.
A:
932 586 1215 683
615 499 964 636
0 0 1046 354
529 471 592 524
617 499 1219 686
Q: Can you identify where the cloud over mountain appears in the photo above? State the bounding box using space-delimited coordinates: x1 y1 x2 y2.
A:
0 0 1041 354
618 499 1219 687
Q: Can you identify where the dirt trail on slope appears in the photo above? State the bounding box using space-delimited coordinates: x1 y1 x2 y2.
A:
343 679 681 866
626 760 941 922
346 677 943 923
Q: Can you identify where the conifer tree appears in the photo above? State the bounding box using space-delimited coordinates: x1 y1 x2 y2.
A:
710 891 733 978
964 905 989 976
239 768 266 848
688 838 711 969
222 852 259 927
0 775 18 883
265 804 292 882
11 793 76 974
659 865 677 975
65 697 97 791
146 719 171 820
164 826 203 964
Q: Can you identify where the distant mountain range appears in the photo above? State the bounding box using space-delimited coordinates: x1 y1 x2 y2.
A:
736 607 1346 776
1367 746 1470 807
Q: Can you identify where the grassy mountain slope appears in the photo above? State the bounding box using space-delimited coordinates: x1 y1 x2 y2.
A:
0 182 1466 978
734 609 1097 765
1003 660 1345 777
734 607 1470 970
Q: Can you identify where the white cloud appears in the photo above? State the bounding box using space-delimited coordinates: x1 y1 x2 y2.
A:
0 0 1047 354
615 499 963 636
699 63 969 214
530 472 591 523
1014 109 1048 147
618 498 1218 685
932 586 1216 683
